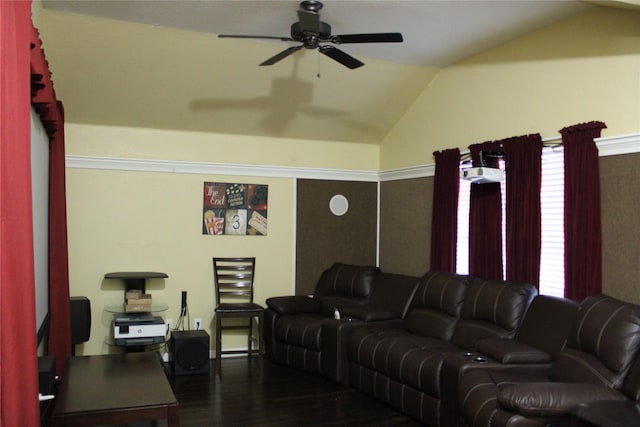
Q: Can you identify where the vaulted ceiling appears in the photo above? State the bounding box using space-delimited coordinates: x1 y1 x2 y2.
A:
39 0 629 145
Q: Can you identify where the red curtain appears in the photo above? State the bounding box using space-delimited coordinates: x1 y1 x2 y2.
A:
31 26 72 378
1 1 41 425
468 141 504 279
561 121 606 300
502 134 542 286
430 148 460 272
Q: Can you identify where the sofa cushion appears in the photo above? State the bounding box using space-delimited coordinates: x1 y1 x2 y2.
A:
550 295 640 388
273 313 325 350
498 382 627 417
341 305 397 322
368 272 420 318
476 338 552 364
403 271 470 340
515 295 579 360
387 341 459 397
314 263 379 299
451 278 537 349
314 263 379 316
266 295 321 315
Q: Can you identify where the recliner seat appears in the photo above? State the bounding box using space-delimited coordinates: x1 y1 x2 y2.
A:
457 294 640 427
347 272 537 426
264 263 419 384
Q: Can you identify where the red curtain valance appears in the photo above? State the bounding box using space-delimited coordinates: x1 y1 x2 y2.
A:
30 26 62 138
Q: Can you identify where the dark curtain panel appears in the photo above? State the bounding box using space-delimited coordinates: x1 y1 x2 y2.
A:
1 1 41 424
430 148 461 272
47 102 71 374
502 134 542 286
468 141 503 279
31 27 71 375
561 121 606 300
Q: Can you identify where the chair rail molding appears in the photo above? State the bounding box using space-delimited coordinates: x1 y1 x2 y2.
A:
65 133 639 182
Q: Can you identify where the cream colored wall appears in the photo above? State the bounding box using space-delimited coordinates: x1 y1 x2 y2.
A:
64 123 378 355
65 123 379 170
381 7 640 170
67 165 294 355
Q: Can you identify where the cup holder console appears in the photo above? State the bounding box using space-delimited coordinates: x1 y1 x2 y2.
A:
462 351 487 363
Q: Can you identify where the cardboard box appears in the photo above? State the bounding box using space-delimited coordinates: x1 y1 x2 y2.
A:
126 289 144 300
125 294 152 313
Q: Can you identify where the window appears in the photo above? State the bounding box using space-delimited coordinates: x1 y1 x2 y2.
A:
539 146 565 297
456 146 565 297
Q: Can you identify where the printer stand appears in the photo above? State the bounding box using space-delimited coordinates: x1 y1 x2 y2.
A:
104 272 169 352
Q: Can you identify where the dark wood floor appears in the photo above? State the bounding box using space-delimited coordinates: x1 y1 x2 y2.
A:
167 356 422 426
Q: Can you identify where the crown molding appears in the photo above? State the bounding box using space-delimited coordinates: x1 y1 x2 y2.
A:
64 155 379 182
65 133 640 182
596 133 640 157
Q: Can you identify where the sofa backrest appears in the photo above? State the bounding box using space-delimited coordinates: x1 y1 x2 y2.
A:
451 277 537 350
403 271 471 341
516 295 580 360
368 272 420 318
549 295 640 389
313 263 380 316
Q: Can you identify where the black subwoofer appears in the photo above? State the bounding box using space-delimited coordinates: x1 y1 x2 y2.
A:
170 330 210 375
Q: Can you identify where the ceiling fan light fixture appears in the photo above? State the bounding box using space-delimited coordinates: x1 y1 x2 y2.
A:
218 0 403 69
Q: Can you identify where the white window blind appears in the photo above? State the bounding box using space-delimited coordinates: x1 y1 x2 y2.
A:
456 179 471 275
539 146 565 297
456 148 565 297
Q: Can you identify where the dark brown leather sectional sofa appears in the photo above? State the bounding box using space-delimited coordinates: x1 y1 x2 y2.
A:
264 263 640 427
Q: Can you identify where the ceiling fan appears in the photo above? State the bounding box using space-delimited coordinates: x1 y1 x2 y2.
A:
218 0 403 69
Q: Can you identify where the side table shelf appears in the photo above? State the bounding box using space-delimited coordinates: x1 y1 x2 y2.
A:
105 303 169 314
104 272 169 351
104 271 169 294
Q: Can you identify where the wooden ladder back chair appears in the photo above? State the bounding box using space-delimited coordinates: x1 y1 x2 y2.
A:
213 257 264 374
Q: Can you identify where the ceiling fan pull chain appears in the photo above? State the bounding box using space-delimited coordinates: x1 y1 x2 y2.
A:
317 51 322 78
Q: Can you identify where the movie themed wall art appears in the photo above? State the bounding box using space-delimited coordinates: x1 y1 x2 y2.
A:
203 182 268 236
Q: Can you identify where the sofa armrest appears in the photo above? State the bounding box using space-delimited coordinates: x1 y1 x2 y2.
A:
266 296 321 315
498 382 627 417
341 305 399 322
476 338 552 364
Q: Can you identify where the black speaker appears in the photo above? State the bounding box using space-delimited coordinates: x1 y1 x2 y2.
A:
38 356 56 395
70 297 91 345
170 330 210 375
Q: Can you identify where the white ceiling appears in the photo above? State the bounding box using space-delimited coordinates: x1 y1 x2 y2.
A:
41 0 627 146
42 0 594 67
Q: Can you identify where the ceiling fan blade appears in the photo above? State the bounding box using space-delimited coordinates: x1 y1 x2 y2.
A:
297 9 320 34
318 45 364 69
259 45 304 66
218 34 294 42
332 33 404 44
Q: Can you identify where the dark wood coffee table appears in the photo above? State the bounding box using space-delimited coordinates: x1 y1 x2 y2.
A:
52 352 179 426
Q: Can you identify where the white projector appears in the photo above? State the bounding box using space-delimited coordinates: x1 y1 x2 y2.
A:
460 167 504 184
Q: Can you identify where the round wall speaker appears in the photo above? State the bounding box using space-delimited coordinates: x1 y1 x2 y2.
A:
170 330 210 375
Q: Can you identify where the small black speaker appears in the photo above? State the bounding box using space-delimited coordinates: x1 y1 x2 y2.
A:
170 330 210 375
70 297 91 345
38 356 56 395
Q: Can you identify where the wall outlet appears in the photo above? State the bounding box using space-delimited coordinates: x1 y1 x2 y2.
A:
194 318 202 330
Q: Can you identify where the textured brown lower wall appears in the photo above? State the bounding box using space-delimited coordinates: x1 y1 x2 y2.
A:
295 152 636 301
600 152 640 304
378 177 433 277
296 179 377 295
